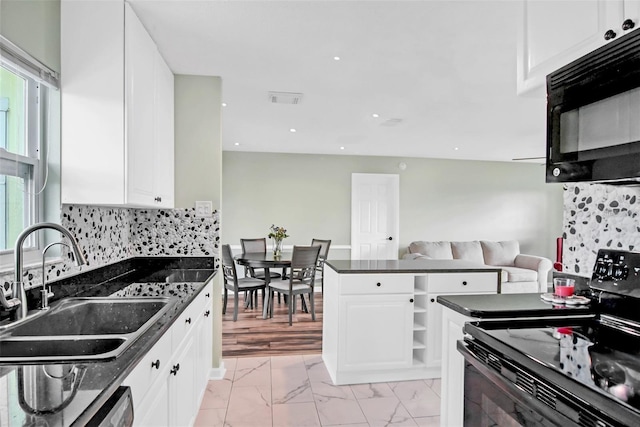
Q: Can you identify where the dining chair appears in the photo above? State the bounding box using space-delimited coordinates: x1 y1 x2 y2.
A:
221 244 267 321
240 238 282 280
311 238 331 291
265 245 321 326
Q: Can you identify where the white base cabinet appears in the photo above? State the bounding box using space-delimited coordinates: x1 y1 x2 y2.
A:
439 307 473 427
322 267 499 385
123 280 213 427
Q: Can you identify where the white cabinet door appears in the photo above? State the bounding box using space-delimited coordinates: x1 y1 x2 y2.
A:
425 294 443 369
61 0 126 206
195 303 213 397
338 294 413 371
125 3 157 206
518 0 630 95
153 53 175 208
134 379 170 427
169 334 197 427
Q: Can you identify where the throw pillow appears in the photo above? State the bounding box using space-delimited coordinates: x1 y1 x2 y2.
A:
451 241 484 264
408 241 453 259
481 240 520 266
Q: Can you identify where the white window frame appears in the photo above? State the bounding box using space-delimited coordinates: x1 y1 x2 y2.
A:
0 65 46 268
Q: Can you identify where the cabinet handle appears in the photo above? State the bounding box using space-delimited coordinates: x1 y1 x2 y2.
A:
409 298 414 303
204 310 210 317
170 364 180 376
430 298 435 303
622 19 635 31
205 293 210 298
604 29 617 40
387 237 393 241
462 281 468 286
151 359 160 370
376 282 381 287
185 317 192 324
154 196 162 202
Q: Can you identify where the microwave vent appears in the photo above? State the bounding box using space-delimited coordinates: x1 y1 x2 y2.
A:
268 91 303 105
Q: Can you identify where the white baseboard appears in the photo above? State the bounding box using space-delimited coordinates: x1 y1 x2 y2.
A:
209 362 226 380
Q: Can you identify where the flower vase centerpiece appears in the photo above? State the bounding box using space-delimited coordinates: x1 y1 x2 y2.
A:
268 224 289 258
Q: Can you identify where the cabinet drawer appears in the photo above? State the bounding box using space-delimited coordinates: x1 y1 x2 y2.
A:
427 272 497 293
171 301 199 350
123 330 172 408
171 283 212 348
340 274 413 295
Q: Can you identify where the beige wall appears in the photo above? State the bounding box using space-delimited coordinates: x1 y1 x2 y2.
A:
0 0 60 72
223 152 564 261
174 75 223 209
174 75 223 370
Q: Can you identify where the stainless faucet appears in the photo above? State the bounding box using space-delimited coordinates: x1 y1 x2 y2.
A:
40 241 70 310
9 222 87 320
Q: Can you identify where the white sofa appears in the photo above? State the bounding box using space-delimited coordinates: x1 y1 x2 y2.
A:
404 240 552 293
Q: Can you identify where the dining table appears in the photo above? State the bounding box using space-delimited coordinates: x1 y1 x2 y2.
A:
234 251 307 318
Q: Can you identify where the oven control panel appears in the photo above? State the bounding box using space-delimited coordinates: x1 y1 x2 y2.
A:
591 249 640 296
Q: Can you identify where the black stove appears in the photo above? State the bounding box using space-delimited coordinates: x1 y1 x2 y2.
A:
460 249 640 427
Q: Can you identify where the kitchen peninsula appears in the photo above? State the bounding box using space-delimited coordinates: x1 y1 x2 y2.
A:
321 259 501 385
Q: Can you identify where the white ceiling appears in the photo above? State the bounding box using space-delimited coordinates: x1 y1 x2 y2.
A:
129 0 547 162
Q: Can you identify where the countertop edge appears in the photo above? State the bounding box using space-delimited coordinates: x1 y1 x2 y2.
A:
328 267 502 274
436 294 594 319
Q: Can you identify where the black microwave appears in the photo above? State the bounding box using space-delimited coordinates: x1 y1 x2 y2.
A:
546 29 640 184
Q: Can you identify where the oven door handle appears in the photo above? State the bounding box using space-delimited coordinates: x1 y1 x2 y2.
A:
457 340 582 426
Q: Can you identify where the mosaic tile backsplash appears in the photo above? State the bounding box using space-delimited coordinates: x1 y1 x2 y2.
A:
563 183 640 276
1 205 220 293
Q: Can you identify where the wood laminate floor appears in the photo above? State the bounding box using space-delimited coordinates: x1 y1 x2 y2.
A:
222 290 323 357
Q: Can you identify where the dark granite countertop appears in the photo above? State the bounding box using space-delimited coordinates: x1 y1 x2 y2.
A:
326 259 501 274
0 256 216 427
437 293 594 318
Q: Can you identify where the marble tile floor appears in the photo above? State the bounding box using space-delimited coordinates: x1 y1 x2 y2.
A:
195 354 441 427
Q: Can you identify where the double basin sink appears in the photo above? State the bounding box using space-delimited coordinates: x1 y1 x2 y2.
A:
0 268 214 364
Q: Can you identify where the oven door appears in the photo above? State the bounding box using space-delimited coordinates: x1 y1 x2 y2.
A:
459 340 580 427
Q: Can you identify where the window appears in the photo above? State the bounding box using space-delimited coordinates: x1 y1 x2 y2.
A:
0 64 46 257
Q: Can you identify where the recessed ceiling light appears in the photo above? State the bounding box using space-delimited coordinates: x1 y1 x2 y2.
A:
222 102 227 107
334 56 341 61
290 128 297 133
340 146 345 150
454 147 459 151
234 142 240 146
372 113 379 118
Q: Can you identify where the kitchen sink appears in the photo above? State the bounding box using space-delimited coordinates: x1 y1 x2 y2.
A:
138 268 215 283
0 297 175 363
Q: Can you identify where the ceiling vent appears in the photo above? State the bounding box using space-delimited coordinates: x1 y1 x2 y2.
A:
380 118 404 127
268 91 303 105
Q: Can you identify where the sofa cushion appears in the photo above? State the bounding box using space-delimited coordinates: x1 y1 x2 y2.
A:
481 240 519 266
500 266 537 283
408 241 453 259
451 241 484 263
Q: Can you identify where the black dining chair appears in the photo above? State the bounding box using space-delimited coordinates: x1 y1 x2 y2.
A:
265 245 320 326
240 238 282 280
311 238 331 291
221 244 266 321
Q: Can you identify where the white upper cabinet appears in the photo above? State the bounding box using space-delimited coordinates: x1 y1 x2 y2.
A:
517 0 640 95
61 1 174 208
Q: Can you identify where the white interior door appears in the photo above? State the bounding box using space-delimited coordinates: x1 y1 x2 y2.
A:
351 173 399 260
